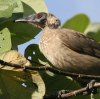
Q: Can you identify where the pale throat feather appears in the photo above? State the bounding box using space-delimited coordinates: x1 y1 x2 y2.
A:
39 27 61 66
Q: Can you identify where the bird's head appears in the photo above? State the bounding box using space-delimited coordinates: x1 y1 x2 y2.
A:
15 12 61 29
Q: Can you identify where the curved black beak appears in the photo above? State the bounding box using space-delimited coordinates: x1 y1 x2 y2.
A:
15 14 36 23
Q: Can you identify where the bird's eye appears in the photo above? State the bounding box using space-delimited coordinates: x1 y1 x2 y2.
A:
36 13 42 19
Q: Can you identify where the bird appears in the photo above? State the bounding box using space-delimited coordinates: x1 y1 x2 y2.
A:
15 12 100 75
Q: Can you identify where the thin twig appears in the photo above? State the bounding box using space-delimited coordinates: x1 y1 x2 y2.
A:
0 59 100 80
44 82 100 99
0 59 100 98
61 82 100 98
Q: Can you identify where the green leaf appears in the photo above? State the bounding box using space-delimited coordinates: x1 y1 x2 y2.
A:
0 21 40 49
63 14 90 32
0 0 48 49
0 2 17 18
0 0 23 13
0 50 45 99
40 71 90 99
0 0 48 23
0 28 11 54
85 23 100 33
1 22 41 49
0 69 45 99
87 31 100 42
94 92 100 99
85 23 100 42
21 0 48 15
0 0 23 24
25 44 48 66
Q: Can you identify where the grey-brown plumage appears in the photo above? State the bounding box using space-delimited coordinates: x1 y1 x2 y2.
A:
15 12 100 75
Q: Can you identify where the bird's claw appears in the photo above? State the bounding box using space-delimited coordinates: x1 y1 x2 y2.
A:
83 80 97 95
58 90 71 99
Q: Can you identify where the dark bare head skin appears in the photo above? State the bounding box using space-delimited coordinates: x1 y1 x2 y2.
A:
15 12 61 29
15 12 100 75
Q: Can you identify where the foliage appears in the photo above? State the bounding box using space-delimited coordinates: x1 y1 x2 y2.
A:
0 28 11 54
0 0 47 99
63 14 90 32
0 0 100 99
0 50 45 99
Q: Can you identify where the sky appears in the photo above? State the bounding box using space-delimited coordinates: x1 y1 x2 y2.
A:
19 0 100 54
45 0 100 23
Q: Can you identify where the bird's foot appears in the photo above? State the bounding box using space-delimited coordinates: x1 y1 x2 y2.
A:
83 80 97 95
58 89 71 99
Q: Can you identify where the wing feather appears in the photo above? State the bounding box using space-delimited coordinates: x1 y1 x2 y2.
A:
59 28 100 58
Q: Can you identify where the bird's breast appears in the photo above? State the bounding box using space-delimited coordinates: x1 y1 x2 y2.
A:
39 28 73 70
39 29 60 65
39 28 100 75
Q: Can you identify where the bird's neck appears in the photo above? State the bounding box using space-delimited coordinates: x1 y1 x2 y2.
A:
42 26 56 36
44 26 60 30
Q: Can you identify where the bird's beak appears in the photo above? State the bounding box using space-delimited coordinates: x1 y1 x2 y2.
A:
15 14 36 23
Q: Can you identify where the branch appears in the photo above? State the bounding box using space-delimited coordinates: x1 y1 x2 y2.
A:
44 82 100 99
0 59 100 98
0 59 100 80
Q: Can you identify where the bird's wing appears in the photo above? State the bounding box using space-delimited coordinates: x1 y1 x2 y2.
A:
59 28 100 58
